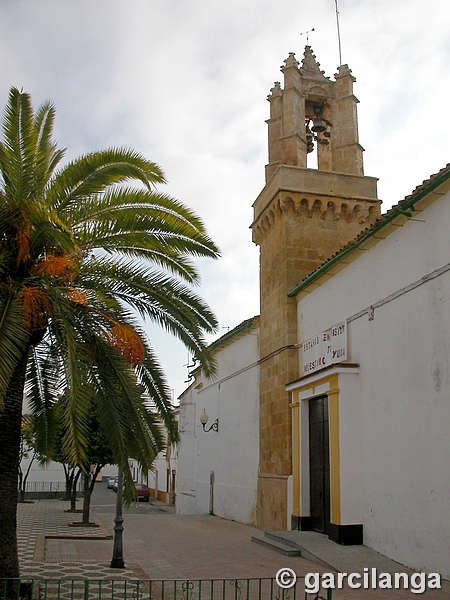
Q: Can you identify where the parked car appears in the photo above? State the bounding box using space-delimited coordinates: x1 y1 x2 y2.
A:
134 483 150 502
112 477 118 492
107 476 116 489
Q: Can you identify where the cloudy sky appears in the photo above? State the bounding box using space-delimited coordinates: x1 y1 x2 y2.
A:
1 0 449 399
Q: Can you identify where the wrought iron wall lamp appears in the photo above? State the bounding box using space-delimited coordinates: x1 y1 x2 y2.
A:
200 408 219 433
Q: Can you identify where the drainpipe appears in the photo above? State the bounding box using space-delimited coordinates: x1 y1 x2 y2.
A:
209 470 215 515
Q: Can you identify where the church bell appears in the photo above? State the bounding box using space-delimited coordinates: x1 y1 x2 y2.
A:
311 115 326 133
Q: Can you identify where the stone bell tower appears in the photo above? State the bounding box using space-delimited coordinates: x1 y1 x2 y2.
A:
251 47 381 531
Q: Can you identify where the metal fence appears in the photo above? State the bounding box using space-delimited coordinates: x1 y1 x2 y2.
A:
1 578 332 600
22 481 82 493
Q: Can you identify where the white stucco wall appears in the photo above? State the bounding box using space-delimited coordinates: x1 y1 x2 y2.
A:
334 371 363 525
19 456 67 486
177 324 260 525
296 190 450 577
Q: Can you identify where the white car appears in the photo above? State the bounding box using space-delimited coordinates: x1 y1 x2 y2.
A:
107 476 116 489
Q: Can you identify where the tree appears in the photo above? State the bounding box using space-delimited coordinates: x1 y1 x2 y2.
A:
45 418 81 508
47 402 115 523
79 411 115 526
0 88 219 581
17 415 41 503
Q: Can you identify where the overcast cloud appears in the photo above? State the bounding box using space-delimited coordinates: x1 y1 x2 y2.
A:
1 0 448 398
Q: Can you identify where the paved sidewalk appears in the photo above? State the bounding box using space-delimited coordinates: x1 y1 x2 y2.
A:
17 496 449 599
18 498 137 580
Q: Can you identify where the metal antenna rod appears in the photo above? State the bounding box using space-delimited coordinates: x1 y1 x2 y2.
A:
300 28 315 45
335 0 343 65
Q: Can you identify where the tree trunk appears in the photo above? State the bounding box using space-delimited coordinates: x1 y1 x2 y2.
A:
80 465 103 525
17 470 24 503
89 465 103 496
64 464 71 500
0 353 29 583
18 454 35 503
70 468 81 511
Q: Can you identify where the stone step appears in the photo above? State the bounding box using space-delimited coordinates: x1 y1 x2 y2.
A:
264 531 304 549
251 534 302 557
263 531 343 570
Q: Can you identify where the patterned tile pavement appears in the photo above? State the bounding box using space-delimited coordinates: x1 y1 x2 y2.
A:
17 499 138 581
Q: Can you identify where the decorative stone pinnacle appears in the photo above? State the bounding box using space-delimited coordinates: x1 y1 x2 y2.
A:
268 81 282 99
300 45 328 80
282 52 299 70
335 64 353 77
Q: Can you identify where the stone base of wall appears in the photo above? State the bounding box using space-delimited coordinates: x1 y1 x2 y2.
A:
257 474 288 531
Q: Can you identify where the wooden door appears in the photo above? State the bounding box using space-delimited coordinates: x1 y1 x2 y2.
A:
309 396 330 534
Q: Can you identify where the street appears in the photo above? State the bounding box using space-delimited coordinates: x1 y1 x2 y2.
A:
89 480 311 581
91 482 175 518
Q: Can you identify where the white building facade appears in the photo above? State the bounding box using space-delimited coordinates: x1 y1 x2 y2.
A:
176 317 260 524
288 167 450 578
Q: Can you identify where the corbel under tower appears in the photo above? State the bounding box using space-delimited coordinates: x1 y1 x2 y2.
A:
251 47 381 531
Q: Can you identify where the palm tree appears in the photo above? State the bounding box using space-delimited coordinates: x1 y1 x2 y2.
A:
0 88 220 580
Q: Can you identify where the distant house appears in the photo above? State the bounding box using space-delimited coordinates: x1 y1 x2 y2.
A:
130 410 179 504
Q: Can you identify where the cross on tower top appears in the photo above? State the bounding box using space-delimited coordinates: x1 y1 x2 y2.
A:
299 27 315 45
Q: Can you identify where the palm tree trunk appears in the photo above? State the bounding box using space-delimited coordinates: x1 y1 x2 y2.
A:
0 353 28 582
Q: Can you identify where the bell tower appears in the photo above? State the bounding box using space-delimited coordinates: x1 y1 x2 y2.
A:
252 47 381 531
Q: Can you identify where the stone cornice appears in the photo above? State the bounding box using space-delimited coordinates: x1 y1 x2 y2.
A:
254 166 378 216
251 166 380 246
251 190 380 245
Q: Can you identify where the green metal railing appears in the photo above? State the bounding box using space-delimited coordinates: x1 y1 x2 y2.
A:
1 578 332 600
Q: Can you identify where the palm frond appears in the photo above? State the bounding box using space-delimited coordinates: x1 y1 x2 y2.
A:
33 100 65 191
136 341 180 444
1 88 31 201
79 256 218 375
82 328 165 464
68 187 216 236
47 296 92 465
0 291 30 406
70 189 219 261
0 88 59 205
25 340 60 455
46 149 166 212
